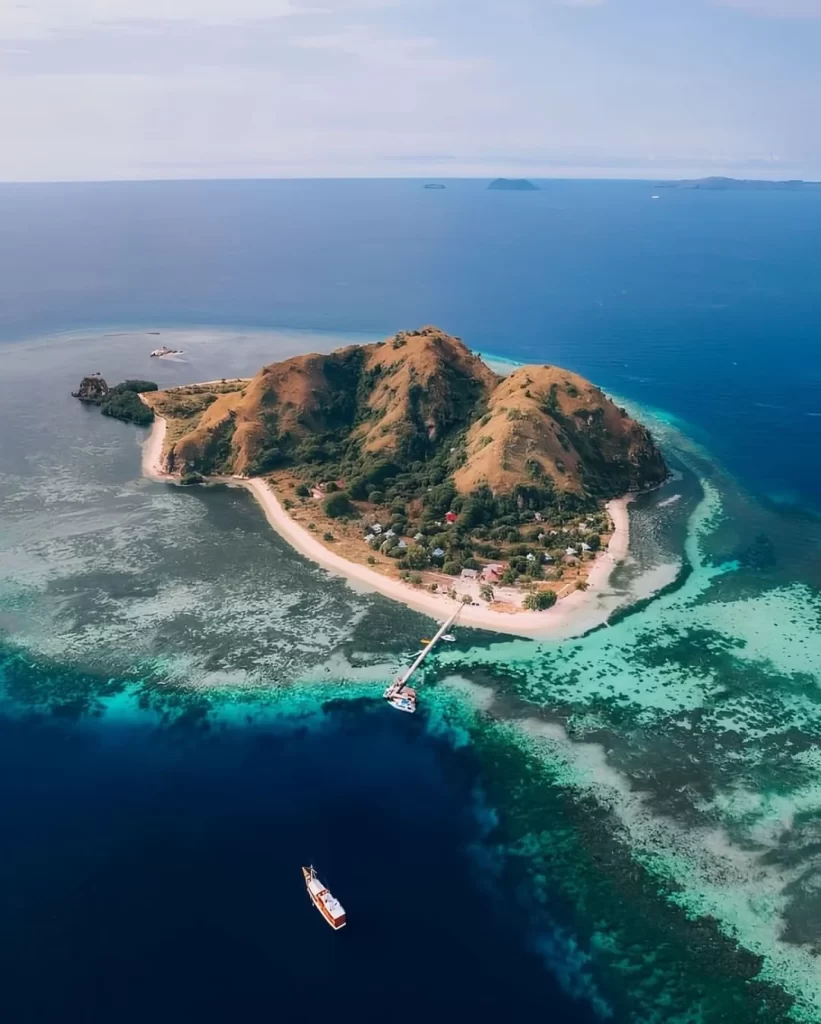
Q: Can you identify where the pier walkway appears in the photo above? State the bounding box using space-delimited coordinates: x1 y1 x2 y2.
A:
395 605 462 691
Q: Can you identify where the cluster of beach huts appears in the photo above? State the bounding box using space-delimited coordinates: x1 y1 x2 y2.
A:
360 509 602 581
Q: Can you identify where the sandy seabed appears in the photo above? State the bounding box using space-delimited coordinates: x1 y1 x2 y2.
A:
142 413 633 639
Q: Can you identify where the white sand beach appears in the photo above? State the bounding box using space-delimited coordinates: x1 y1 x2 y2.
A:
141 412 633 639
141 410 170 480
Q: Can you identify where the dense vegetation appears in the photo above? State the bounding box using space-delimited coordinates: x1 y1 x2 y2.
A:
73 376 157 426
100 381 157 426
352 489 608 581
524 590 558 611
158 329 666 585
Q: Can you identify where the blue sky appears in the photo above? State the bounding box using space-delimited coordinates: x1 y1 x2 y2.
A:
1 0 820 181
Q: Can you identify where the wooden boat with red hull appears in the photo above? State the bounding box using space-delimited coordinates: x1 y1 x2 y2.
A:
302 866 346 930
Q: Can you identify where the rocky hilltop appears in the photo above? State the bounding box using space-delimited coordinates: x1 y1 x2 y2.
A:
455 363 666 498
72 374 110 403
146 328 666 503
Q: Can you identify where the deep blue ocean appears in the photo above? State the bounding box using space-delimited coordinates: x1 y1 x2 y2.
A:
2 178 819 508
1 179 819 1023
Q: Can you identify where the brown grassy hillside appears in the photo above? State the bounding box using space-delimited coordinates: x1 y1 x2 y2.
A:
355 328 498 458
150 328 666 502
454 365 667 497
161 327 498 477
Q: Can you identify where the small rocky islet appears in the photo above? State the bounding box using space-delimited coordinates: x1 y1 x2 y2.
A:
487 178 539 191
72 374 157 426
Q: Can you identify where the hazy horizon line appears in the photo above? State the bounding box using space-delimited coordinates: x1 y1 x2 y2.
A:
2 172 820 186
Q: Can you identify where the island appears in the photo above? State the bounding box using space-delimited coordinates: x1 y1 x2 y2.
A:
658 176 821 191
488 178 539 191
423 183 447 190
73 375 157 426
140 328 667 634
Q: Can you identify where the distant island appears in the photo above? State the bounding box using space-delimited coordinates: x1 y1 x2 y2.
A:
488 178 539 191
141 328 666 633
73 375 157 426
423 183 446 190
659 176 821 191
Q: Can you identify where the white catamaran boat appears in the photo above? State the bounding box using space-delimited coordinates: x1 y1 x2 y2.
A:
385 612 460 714
383 679 417 713
302 866 346 930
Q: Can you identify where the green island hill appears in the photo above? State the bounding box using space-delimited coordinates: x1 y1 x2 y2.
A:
142 329 667 607
73 376 157 426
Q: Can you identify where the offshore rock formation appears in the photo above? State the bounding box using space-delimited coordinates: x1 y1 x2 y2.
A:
73 376 157 426
72 374 109 403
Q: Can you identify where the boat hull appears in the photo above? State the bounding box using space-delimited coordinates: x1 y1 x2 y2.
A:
302 867 347 930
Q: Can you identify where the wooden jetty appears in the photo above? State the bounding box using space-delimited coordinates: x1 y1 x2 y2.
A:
383 605 462 713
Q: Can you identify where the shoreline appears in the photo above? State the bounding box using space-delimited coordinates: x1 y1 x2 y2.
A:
141 412 633 639
141 409 170 480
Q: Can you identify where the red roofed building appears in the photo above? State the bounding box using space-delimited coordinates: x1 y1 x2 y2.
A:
445 511 458 523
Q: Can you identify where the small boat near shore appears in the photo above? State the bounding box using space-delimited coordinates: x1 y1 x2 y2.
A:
302 865 346 930
386 610 461 714
383 679 417 713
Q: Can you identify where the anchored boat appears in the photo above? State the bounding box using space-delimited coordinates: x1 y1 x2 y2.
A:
383 679 417 713
385 608 461 715
302 866 346 930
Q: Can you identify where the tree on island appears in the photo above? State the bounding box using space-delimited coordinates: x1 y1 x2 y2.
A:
100 382 157 426
323 491 356 518
401 545 429 571
523 590 557 611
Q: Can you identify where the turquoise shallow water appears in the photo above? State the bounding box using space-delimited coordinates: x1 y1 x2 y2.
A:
0 179 820 1021
0 328 818 1021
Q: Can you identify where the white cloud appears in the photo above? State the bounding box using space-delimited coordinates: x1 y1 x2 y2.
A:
0 1 287 39
0 0 397 39
714 0 821 16
291 24 482 73
0 0 819 181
